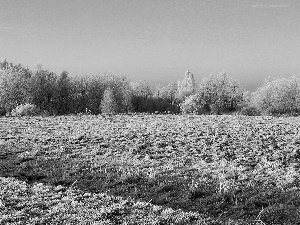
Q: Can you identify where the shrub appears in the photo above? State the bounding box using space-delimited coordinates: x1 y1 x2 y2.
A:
239 106 261 116
11 103 40 116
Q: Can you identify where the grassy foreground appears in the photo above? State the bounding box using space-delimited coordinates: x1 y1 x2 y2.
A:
1 114 300 224
0 176 214 225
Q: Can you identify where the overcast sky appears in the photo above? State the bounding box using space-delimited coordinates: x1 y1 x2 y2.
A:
0 0 299 91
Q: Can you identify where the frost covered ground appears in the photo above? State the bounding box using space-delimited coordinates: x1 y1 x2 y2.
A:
1 114 300 224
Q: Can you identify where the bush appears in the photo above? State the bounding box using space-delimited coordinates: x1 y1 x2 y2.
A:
11 103 40 117
239 106 261 116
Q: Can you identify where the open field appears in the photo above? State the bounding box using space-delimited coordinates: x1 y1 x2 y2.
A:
1 114 300 224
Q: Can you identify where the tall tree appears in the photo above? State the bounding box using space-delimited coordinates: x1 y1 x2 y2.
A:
131 80 152 99
152 82 180 113
103 73 133 113
85 75 106 114
55 70 71 114
198 72 244 114
100 87 118 114
130 80 153 112
177 70 196 100
160 82 178 105
0 63 31 113
69 76 90 114
29 67 58 114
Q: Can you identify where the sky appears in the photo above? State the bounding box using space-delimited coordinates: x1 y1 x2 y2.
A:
0 0 299 91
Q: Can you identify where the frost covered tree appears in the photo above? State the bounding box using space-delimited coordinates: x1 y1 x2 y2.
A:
0 62 31 114
100 87 118 114
177 70 196 100
131 80 152 99
55 71 71 114
130 80 153 112
180 72 244 114
198 72 243 114
160 82 178 105
103 73 133 113
251 76 300 115
0 58 8 70
29 67 58 114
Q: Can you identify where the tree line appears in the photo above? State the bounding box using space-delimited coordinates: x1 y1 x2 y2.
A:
1 58 299 116
0 59 181 116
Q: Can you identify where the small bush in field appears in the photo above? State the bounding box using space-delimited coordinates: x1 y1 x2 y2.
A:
11 103 40 116
239 106 261 116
